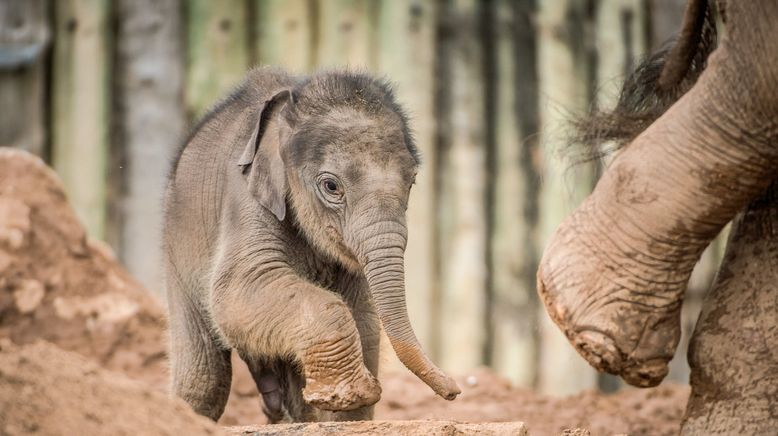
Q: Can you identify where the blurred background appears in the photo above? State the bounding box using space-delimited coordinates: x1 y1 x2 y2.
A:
0 0 725 396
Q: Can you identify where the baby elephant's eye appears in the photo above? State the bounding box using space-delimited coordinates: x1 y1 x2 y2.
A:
316 174 344 204
323 179 339 194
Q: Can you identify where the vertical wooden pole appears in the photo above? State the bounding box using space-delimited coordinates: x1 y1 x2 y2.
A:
489 0 542 388
253 0 314 72
436 0 488 374
186 0 250 119
536 0 598 395
0 0 49 157
314 0 376 69
114 0 185 294
375 0 439 369
51 0 110 239
649 0 686 50
595 0 648 106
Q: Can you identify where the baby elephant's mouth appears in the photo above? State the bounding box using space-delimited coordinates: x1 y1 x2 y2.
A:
325 225 361 272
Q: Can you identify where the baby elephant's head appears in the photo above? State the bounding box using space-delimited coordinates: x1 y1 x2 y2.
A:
238 71 459 401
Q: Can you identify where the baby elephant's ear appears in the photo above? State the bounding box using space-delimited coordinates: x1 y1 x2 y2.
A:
238 89 293 221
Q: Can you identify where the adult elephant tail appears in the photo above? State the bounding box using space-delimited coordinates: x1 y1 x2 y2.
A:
574 0 718 157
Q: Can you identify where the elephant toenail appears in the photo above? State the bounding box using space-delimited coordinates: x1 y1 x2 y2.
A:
574 330 622 371
623 358 669 387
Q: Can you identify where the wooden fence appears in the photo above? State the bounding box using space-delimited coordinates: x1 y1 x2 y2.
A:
2 0 716 394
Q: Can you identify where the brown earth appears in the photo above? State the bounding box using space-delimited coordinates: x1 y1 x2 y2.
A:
228 421 528 435
0 340 222 436
376 368 687 436
0 148 689 435
0 148 168 390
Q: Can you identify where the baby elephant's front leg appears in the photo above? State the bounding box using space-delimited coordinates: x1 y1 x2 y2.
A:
213 275 381 412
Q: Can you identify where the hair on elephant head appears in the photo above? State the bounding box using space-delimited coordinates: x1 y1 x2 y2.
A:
238 72 421 273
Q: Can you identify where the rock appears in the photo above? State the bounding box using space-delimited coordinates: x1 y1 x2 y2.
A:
0 250 10 270
228 421 527 436
559 429 591 436
0 198 30 249
12 279 44 314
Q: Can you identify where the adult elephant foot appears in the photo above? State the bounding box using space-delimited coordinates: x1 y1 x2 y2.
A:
537 197 690 387
682 183 778 435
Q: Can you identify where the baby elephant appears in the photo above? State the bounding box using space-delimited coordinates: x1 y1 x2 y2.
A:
163 68 460 422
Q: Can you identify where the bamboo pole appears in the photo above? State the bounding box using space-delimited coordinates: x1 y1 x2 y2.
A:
489 0 542 388
314 0 376 69
375 0 439 368
113 0 185 294
253 0 313 72
536 0 598 395
186 0 250 120
437 0 488 374
649 0 686 50
51 0 110 239
0 0 49 157
596 0 648 106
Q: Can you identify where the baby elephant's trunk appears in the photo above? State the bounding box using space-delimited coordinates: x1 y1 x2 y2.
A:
356 219 460 401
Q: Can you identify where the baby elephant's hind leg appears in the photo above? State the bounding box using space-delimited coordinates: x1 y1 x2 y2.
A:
168 284 232 421
243 357 318 423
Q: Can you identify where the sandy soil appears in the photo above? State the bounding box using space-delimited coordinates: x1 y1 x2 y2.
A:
219 355 688 435
0 148 689 435
0 341 221 436
0 148 169 390
376 368 687 436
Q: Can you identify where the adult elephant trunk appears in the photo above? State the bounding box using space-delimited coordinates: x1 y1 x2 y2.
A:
354 217 460 401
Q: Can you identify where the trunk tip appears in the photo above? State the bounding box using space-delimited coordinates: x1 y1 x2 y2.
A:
442 391 459 401
432 375 461 401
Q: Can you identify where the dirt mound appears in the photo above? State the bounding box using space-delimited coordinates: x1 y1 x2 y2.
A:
376 368 688 436
0 340 222 436
0 148 168 389
0 148 262 424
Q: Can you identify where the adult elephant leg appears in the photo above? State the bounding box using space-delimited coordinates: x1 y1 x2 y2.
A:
682 182 778 435
537 2 778 387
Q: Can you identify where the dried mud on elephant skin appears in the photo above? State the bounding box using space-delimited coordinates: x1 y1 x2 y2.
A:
682 182 778 434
